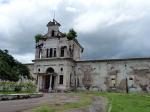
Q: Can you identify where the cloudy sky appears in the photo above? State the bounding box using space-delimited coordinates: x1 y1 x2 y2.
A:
0 0 150 63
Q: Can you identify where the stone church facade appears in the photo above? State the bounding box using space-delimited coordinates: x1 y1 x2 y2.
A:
26 19 150 93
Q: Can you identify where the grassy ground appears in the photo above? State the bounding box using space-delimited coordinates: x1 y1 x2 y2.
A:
32 92 150 112
100 93 150 112
32 106 55 112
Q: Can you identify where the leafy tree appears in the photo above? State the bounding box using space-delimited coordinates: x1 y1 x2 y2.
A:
62 33 66 37
67 28 77 40
0 49 32 81
35 34 43 43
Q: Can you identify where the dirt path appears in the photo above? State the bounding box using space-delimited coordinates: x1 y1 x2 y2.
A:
0 93 107 112
0 93 80 112
0 94 51 112
66 96 108 112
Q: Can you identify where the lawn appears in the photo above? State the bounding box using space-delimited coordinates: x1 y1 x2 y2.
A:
100 93 150 112
33 92 150 112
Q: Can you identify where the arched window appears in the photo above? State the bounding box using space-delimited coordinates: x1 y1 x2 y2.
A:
60 46 66 57
60 47 64 57
59 75 63 84
77 78 80 87
49 48 53 57
46 67 54 74
52 30 55 37
60 67 63 72
70 74 72 86
39 49 42 59
111 78 116 87
54 48 57 57
129 77 134 87
46 49 48 58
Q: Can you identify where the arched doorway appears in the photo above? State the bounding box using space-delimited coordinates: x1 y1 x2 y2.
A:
44 75 50 90
46 67 54 73
44 67 57 92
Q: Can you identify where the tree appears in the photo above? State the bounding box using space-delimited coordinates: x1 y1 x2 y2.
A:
0 49 32 81
35 34 43 43
62 33 66 37
67 28 77 40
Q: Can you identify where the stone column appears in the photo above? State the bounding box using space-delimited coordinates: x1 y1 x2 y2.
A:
41 76 44 91
35 48 39 59
54 76 57 90
48 75 52 92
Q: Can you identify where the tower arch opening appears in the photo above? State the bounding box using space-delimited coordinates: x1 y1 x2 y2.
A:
46 67 54 74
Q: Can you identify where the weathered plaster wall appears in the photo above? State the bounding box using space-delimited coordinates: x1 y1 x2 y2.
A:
36 38 82 60
26 59 150 93
76 59 150 92
25 63 36 83
33 58 75 91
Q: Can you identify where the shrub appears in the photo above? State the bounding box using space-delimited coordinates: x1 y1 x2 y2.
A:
0 49 32 82
35 34 43 43
66 28 77 40
14 84 22 92
0 81 36 93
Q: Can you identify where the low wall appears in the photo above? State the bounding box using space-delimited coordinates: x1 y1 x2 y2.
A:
0 93 43 101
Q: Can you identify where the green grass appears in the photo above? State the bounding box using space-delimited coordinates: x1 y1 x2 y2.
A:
101 93 150 112
32 92 150 112
33 106 56 112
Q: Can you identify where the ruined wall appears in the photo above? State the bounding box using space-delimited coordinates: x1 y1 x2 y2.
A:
25 63 36 84
33 58 76 91
76 59 150 92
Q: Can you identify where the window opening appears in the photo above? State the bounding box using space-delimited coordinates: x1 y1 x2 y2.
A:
59 75 63 84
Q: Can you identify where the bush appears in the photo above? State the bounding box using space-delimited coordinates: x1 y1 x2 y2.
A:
14 85 22 92
66 28 77 40
0 81 36 93
0 49 32 82
35 34 43 43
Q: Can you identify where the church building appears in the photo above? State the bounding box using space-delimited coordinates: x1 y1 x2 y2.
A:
26 19 150 93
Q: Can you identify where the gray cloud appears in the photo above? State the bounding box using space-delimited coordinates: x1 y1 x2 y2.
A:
0 0 150 63
80 15 150 60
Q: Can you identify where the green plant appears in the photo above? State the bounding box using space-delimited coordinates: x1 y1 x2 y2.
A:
0 81 36 93
0 49 32 81
62 33 66 37
35 34 43 43
26 82 36 92
33 106 56 112
14 84 22 92
66 28 77 40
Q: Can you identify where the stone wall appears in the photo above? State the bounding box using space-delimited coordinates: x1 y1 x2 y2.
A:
76 59 150 93
25 63 36 84
26 58 150 93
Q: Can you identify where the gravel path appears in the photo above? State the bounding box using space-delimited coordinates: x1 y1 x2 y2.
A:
0 94 53 112
66 96 108 112
0 93 107 112
0 93 80 112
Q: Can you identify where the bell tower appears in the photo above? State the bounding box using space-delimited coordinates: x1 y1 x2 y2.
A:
47 19 61 38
